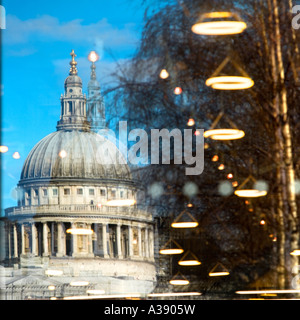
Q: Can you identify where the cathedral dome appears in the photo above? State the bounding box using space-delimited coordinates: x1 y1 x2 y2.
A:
20 130 131 183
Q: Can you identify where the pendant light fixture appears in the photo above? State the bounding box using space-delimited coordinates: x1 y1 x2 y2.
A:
169 272 190 285
234 175 268 198
192 12 247 36
171 210 199 228
159 239 184 255
203 111 245 141
178 250 201 266
205 55 254 90
208 262 230 277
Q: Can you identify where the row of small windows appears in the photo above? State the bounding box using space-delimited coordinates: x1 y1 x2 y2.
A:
25 188 129 198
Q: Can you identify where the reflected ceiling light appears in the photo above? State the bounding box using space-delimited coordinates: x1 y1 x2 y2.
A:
48 285 56 291
0 145 8 153
171 210 198 228
64 293 141 300
234 189 267 198
169 272 189 286
204 128 245 140
206 76 254 90
86 289 105 295
236 289 300 295
148 292 201 298
45 269 63 276
160 69 169 79
218 164 225 170
70 281 89 286
290 250 300 256
212 155 219 162
159 239 184 255
191 12 247 35
187 118 195 126
260 219 266 226
66 228 94 235
59 150 67 158
174 87 182 95
178 250 201 266
106 199 136 206
88 50 99 63
209 262 230 277
12 151 20 159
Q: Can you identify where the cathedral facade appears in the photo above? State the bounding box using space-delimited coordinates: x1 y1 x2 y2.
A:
0 51 156 300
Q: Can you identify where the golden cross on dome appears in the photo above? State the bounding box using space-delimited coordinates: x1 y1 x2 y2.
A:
69 49 78 75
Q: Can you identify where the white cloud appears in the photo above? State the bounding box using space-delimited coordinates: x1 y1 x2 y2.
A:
3 14 139 50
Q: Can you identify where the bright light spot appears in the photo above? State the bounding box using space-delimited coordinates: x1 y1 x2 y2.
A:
183 182 198 197
59 150 67 158
212 155 219 162
178 260 201 266
106 199 136 206
148 292 201 298
159 248 184 255
86 289 105 295
232 181 239 187
204 143 209 149
294 180 300 194
0 145 8 153
88 50 99 62
187 203 193 208
209 272 230 277
159 69 169 79
290 250 300 256
260 219 266 225
187 118 195 126
218 164 225 170
218 181 233 196
171 221 199 228
45 269 63 276
70 281 89 286
169 279 189 285
194 130 200 136
148 182 164 199
66 228 94 235
48 285 56 291
174 87 182 95
12 151 20 159
227 173 233 179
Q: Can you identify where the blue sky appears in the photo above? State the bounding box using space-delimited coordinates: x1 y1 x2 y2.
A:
1 0 146 212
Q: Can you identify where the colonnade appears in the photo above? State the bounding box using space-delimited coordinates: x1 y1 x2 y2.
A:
4 221 154 262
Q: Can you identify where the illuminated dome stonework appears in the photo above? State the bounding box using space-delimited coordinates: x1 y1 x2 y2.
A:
1 50 156 300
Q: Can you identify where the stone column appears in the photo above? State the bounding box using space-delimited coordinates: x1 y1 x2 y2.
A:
149 226 154 260
72 223 78 257
116 224 123 259
31 223 38 256
102 223 109 258
13 224 18 258
128 225 133 258
21 224 25 255
138 226 142 258
56 222 64 257
87 224 94 257
145 227 149 259
43 223 49 256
